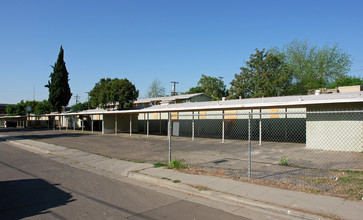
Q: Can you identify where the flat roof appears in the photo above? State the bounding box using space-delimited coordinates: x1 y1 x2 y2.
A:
46 91 363 116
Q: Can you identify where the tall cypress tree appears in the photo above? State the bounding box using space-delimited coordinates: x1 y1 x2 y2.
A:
45 46 72 112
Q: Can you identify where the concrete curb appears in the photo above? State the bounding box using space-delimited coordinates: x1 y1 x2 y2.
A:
128 171 326 220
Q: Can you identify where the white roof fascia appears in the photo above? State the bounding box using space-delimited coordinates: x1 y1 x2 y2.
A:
45 92 363 116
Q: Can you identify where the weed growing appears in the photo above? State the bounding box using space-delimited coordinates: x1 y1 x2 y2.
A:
168 159 186 169
279 156 290 166
153 162 168 168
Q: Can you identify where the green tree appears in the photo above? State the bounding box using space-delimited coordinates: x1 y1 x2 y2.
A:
270 39 352 94
5 105 16 116
328 75 363 88
147 78 166 98
34 100 52 115
25 100 38 113
71 101 89 112
186 86 204 94
89 78 112 109
45 46 72 112
6 100 30 116
89 78 138 109
229 49 293 99
187 74 227 100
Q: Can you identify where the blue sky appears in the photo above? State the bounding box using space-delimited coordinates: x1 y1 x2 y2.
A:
1 0 362 105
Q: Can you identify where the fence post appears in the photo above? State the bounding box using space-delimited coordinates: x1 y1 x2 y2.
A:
115 114 117 135
130 114 132 136
222 110 225 143
147 113 149 138
248 112 251 179
91 116 94 133
259 109 262 145
168 112 172 163
102 119 104 135
192 111 195 140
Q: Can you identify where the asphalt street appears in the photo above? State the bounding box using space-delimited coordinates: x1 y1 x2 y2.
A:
0 141 249 220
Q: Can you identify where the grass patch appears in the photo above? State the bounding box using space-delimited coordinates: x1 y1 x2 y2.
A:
168 159 186 169
97 153 112 159
119 158 145 163
172 180 181 183
153 162 168 168
194 185 210 191
161 177 171 181
279 156 290 166
303 170 363 200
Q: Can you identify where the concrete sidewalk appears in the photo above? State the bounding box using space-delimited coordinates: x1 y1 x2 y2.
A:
1 135 362 220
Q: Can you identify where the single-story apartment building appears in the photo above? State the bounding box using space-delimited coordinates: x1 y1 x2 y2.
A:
2 92 363 152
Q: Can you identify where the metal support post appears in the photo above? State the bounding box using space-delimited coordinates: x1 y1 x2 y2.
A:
159 112 162 134
168 112 172 163
66 117 68 131
73 116 76 131
147 113 149 138
59 116 61 131
130 114 132 136
102 119 104 135
82 119 84 132
91 116 94 133
222 110 225 143
192 111 195 141
259 109 262 145
144 113 146 134
285 108 288 141
198 111 200 136
167 113 170 140
99 115 101 131
248 112 252 179
115 114 117 135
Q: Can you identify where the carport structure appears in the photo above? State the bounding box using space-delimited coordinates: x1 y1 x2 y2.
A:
47 91 363 152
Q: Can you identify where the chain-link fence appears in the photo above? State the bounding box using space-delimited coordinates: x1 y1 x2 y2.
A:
167 110 363 199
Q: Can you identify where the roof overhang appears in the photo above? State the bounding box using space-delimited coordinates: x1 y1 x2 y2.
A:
45 92 363 116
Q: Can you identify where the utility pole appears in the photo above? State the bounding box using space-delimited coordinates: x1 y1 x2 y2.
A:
170 81 179 96
75 94 80 105
85 92 90 109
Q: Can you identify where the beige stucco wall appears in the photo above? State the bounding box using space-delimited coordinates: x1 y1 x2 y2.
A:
306 103 363 152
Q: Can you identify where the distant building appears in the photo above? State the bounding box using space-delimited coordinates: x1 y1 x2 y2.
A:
133 93 212 108
308 85 362 95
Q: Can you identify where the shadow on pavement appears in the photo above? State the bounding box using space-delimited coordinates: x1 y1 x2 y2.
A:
0 128 90 141
0 179 74 219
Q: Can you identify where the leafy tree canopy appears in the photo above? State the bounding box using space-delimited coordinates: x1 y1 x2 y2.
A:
229 49 293 99
147 78 166 98
71 101 89 112
89 78 139 109
6 100 51 116
34 100 52 115
187 74 227 100
269 39 352 94
328 75 363 89
45 46 72 112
